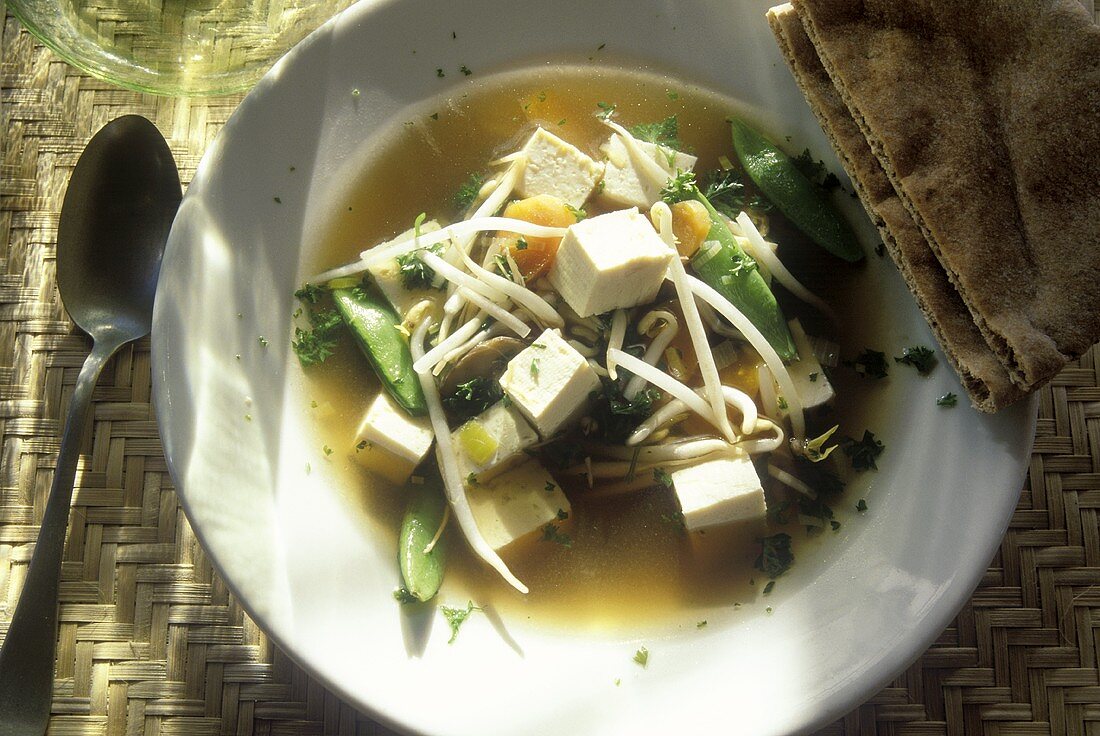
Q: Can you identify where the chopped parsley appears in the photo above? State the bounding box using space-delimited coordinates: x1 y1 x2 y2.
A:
701 167 771 218
595 101 616 120
323 445 334 456
291 283 345 364
660 170 699 204
856 498 868 513
356 440 369 451
258 336 269 347
849 348 889 379
842 430 885 471
544 481 557 492
530 358 540 380
696 620 707 628
653 468 673 488
466 472 479 486
515 237 528 250
628 115 682 149
393 587 418 604
436 68 445 78
442 377 502 420
895 346 937 374
792 149 840 190
541 521 573 547
875 242 887 257
589 381 663 443
440 601 481 643
459 65 472 76
809 372 819 382
937 392 958 407
633 646 649 667
754 533 794 579
396 242 446 290
565 203 587 221
763 581 776 595
453 171 485 211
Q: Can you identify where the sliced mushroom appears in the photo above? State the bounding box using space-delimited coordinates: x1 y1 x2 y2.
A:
439 336 527 398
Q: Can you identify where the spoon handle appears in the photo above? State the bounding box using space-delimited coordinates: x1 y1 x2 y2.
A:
0 337 124 736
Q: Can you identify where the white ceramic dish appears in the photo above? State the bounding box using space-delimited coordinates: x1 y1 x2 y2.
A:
152 0 1037 733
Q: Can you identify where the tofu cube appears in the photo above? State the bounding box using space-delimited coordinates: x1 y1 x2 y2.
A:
547 209 673 317
670 452 766 532
367 221 462 318
515 127 604 208
453 400 539 482
353 392 435 485
599 134 697 209
498 328 601 438
467 460 571 550
784 319 835 411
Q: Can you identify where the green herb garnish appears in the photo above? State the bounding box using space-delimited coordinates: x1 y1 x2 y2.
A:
442 377 502 420
937 392 958 407
895 346 937 374
755 533 794 579
595 101 616 120
628 115 682 149
633 646 649 667
653 468 673 489
440 601 481 643
541 521 573 547
849 349 889 379
856 498 868 513
292 308 342 367
842 430 885 471
792 149 840 190
396 242 446 290
453 171 485 211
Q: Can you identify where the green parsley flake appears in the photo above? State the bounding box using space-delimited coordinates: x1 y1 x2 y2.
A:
545 481 557 492
440 601 481 644
453 172 485 211
850 349 888 379
696 620 707 629
937 392 958 407
466 472 479 486
258 336 269 347
541 521 573 547
895 346 937 374
856 499 868 513
633 646 649 667
653 468 673 488
755 533 794 579
530 358 540 380
842 430 885 471
459 65 472 76
809 372 819 382
628 115 682 149
595 101 616 120
393 587 418 604
763 581 776 595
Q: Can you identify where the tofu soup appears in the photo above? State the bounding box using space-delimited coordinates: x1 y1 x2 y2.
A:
293 65 872 631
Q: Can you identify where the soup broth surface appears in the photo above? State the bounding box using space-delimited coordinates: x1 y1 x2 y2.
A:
303 64 876 631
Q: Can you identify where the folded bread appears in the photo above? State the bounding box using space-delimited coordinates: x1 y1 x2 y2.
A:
767 3 1026 410
776 0 1100 400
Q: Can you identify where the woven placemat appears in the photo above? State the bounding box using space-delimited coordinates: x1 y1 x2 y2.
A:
3 12 1099 736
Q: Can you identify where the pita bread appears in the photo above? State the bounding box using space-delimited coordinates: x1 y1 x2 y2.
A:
767 3 1026 410
790 0 1100 392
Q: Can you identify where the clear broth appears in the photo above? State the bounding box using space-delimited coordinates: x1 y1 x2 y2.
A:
302 64 875 631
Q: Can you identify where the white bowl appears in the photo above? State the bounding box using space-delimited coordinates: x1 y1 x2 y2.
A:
152 0 1037 733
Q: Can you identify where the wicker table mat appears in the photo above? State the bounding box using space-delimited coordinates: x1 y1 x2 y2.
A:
3 12 1100 736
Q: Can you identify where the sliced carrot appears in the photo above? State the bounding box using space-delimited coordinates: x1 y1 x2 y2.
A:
501 195 578 279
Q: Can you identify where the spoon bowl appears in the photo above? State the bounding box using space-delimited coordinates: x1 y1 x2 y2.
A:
0 115 180 736
56 116 179 340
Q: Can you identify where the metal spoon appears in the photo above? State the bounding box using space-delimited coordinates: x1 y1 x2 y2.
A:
0 116 181 736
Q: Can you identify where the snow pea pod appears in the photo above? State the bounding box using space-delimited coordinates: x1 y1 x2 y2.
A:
399 480 448 602
689 193 797 360
332 282 427 416
730 117 863 262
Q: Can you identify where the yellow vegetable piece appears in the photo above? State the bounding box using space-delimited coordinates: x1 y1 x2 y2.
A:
670 200 711 258
456 419 499 466
501 194 578 279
